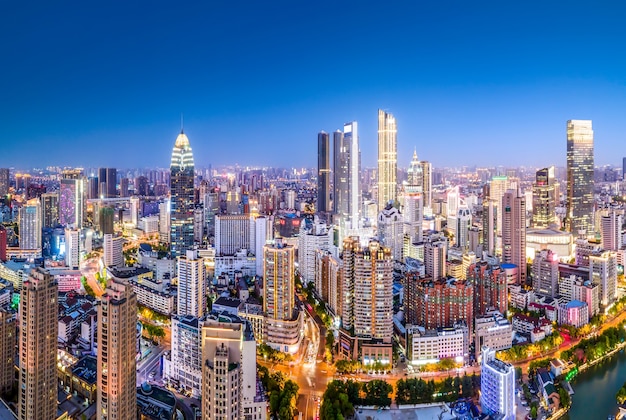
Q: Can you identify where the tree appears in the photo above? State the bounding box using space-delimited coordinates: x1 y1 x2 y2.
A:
362 380 392 408
559 387 571 408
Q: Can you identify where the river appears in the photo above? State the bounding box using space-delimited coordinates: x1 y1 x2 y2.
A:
563 348 626 420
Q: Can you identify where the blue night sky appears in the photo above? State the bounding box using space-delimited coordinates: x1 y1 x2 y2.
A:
2 1 626 169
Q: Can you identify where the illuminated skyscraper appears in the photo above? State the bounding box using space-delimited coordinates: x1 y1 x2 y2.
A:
40 192 59 228
333 130 348 217
502 189 526 284
404 150 424 243
420 161 432 209
170 130 195 257
566 119 594 237
334 122 361 231
0 307 15 395
317 131 331 213
377 109 397 210
177 249 207 318
19 268 57 420
59 169 84 228
97 277 137 420
532 167 558 228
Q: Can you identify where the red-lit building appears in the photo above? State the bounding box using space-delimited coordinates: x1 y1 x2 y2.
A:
468 261 508 316
411 277 474 330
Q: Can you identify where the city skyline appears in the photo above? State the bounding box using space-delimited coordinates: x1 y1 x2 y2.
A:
2 2 626 168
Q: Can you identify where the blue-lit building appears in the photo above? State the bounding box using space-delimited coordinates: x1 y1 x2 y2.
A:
480 346 516 420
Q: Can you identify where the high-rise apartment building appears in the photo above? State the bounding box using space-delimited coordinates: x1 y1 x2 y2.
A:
0 307 16 395
377 205 403 262
263 239 302 353
480 347 516 420
420 161 432 210
317 131 331 213
532 167 558 228
65 228 80 270
600 208 623 251
424 237 447 280
502 189 526 284
97 277 137 420
377 109 397 210
566 119 594 237
0 168 9 196
352 240 393 342
590 251 617 307
214 215 256 256
314 250 340 314
170 315 203 398
481 199 497 256
333 122 360 231
19 268 57 420
456 207 472 249
177 249 207 318
532 249 559 297
339 236 358 330
469 261 508 316
19 200 42 250
103 233 124 268
298 218 329 284
201 314 267 420
412 277 474 330
170 131 195 257
40 192 59 228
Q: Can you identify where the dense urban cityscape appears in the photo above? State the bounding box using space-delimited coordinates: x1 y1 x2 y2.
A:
0 114 625 420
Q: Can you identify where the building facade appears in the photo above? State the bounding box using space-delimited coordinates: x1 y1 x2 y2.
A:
566 119 594 237
170 131 195 257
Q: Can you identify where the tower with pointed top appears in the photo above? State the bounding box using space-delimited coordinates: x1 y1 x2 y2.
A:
170 130 195 257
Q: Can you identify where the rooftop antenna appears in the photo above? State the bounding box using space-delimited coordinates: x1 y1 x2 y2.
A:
180 113 184 133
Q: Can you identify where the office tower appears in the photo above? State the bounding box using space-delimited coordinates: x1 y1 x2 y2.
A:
502 189 526 284
404 150 424 243
0 225 6 262
99 206 115 235
532 249 559 297
177 249 207 318
0 308 15 395
59 169 84 228
215 214 256 255
339 236 359 330
119 177 129 197
353 240 393 342
532 167 558 228
40 192 59 228
0 168 8 196
481 199 497 256
98 168 107 188
413 277 474 329
298 217 329 284
424 237 447 280
18 200 41 250
317 131 331 213
263 239 302 353
87 176 99 199
170 130 195 257
333 122 360 230
170 315 203 397
315 250 340 314
201 314 266 420
480 347 515 419
377 109 397 210
377 204 403 261
106 168 117 197
255 216 270 275
135 176 149 196
19 267 57 420
97 277 137 420
601 208 623 251
65 228 80 269
193 207 204 243
103 233 124 268
489 175 510 238
130 197 140 227
590 251 617 307
566 119 594 236
456 206 471 249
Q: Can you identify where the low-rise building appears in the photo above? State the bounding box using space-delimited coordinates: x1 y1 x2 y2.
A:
558 300 589 328
474 312 512 360
406 323 469 365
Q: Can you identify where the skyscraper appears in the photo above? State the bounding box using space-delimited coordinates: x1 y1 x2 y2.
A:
377 109 397 210
19 267 57 420
600 207 623 251
420 161 432 210
40 192 59 228
532 167 558 228
18 199 41 250
317 131 331 213
0 307 16 395
97 277 137 420
566 119 594 237
59 169 84 228
333 122 360 231
532 249 559 297
404 150 424 243
170 130 195 257
177 249 207 318
502 189 526 284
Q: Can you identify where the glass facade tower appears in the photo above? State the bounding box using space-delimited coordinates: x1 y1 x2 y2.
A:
170 130 195 257
566 120 594 237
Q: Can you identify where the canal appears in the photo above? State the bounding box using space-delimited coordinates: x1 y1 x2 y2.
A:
564 348 626 419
